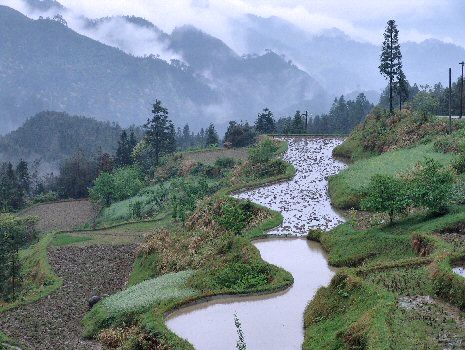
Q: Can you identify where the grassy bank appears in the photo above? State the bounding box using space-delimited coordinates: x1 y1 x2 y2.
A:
0 232 62 313
81 137 296 349
305 109 465 349
330 143 456 209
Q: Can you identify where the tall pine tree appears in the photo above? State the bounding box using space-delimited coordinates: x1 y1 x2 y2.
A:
144 100 176 166
379 20 402 114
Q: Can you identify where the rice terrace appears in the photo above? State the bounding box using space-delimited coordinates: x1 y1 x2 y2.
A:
1 1 465 350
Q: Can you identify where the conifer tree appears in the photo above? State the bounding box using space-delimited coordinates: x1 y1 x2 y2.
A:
205 123 219 147
395 68 409 110
144 100 176 166
16 160 30 196
255 108 276 134
115 131 133 167
379 20 403 114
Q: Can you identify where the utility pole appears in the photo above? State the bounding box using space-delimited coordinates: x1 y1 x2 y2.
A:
449 68 452 134
303 111 308 133
460 61 464 119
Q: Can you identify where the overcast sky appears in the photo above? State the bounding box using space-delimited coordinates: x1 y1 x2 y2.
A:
4 0 465 51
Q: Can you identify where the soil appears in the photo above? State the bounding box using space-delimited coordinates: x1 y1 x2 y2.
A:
0 244 136 350
20 200 99 232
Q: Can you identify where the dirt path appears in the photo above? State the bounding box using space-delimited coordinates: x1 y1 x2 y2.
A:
0 245 136 350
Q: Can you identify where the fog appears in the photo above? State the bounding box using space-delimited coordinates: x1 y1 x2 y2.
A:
3 0 465 59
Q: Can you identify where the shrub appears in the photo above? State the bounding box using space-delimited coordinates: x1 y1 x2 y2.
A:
452 151 465 174
154 154 182 181
248 138 279 164
216 199 253 235
214 263 271 291
361 174 410 223
215 157 235 168
408 158 454 215
169 177 209 222
130 200 144 219
32 191 59 204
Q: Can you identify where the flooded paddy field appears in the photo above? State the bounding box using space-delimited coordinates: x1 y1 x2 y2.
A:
166 137 345 350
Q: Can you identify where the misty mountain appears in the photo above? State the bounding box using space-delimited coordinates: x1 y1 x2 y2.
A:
238 14 465 97
0 6 326 134
0 111 124 173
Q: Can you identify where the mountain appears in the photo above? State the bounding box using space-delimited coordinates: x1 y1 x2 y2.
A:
0 6 326 134
238 15 465 96
0 111 124 173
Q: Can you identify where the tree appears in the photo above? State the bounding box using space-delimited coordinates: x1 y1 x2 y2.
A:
98 152 114 173
379 20 403 114
89 172 114 206
224 121 257 148
0 163 23 212
395 68 409 110
16 160 30 196
115 131 133 167
56 151 99 199
291 111 305 134
89 166 145 205
412 91 439 119
0 214 37 301
205 123 219 147
361 174 410 223
144 100 176 166
255 108 276 134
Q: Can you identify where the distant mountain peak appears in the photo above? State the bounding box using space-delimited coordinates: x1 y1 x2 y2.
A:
25 0 64 12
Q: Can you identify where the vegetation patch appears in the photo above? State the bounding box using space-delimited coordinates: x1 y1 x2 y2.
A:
330 143 454 209
83 270 199 338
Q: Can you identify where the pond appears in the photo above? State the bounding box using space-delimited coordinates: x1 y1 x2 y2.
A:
166 137 345 350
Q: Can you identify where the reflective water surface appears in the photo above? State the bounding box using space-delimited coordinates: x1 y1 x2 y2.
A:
166 137 345 350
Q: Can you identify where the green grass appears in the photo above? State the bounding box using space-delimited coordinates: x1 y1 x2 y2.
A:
305 200 465 349
330 143 456 209
81 137 297 348
83 270 199 337
303 272 444 350
51 233 92 246
0 232 62 313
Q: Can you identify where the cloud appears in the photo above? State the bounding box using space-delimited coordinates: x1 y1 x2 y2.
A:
3 0 465 52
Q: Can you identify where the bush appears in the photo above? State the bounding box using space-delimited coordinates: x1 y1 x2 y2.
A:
216 199 253 235
408 158 454 215
361 174 410 223
32 191 59 204
215 157 235 168
213 263 271 291
154 154 182 181
452 152 465 174
248 138 279 164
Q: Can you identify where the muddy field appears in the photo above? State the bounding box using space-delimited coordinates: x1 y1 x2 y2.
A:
0 244 135 350
20 200 99 232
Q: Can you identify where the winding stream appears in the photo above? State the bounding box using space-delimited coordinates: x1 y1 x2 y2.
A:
166 137 345 350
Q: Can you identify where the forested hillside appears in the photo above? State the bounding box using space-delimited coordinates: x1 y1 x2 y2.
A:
0 111 125 171
0 6 326 134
